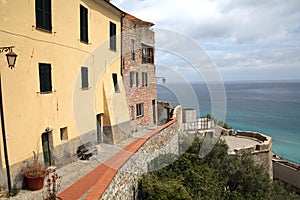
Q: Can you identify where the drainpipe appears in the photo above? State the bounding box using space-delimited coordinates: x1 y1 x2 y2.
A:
120 13 125 76
0 74 12 196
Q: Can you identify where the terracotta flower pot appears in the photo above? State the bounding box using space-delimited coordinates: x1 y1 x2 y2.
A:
25 174 45 191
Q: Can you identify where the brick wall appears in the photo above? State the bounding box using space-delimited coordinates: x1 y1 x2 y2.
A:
122 16 157 132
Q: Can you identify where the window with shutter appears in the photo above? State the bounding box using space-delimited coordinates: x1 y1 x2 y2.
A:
142 43 154 63
131 39 135 61
81 67 89 89
112 73 120 92
130 71 139 87
39 63 52 93
80 5 88 43
136 103 144 118
35 0 52 31
110 22 116 50
142 72 148 86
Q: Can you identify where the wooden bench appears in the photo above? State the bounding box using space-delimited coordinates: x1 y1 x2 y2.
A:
76 142 98 160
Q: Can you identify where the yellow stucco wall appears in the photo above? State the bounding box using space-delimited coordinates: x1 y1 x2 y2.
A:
0 0 129 167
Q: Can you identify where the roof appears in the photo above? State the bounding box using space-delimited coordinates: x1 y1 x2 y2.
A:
124 13 154 26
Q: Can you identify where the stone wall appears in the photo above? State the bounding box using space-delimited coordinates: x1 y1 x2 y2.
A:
100 119 180 199
231 130 273 178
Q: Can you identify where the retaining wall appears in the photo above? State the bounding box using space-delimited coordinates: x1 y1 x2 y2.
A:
100 118 180 199
273 160 300 193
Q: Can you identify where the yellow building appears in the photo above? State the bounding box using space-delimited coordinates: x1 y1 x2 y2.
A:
0 0 130 188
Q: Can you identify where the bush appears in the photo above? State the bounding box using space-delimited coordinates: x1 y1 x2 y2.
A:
138 137 300 200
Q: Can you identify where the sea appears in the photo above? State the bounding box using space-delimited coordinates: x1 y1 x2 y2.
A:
157 80 300 165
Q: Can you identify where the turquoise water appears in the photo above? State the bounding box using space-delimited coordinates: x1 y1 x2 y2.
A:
157 81 300 165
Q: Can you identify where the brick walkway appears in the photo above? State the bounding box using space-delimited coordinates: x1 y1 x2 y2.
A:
59 120 176 200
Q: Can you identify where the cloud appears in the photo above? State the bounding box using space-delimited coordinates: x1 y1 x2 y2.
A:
112 0 300 81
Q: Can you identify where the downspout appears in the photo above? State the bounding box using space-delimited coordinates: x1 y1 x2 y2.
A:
120 13 125 76
0 74 12 196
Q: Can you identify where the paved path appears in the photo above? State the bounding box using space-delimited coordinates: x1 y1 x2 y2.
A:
9 128 153 200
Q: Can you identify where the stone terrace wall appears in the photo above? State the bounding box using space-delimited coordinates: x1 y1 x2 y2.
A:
233 130 273 178
100 119 179 199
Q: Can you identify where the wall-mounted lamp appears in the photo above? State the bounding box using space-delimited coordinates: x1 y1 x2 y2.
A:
0 46 18 69
156 76 166 84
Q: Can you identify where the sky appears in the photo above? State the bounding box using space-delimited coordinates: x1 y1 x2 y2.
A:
112 0 300 82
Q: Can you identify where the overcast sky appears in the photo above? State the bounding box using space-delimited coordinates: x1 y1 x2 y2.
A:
112 0 300 82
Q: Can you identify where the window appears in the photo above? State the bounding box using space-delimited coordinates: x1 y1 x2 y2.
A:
36 0 52 31
110 22 116 51
131 39 135 61
142 72 148 86
130 106 134 120
142 44 154 63
80 5 88 43
130 71 138 87
136 103 144 118
39 63 52 93
81 67 89 89
60 127 68 140
112 73 119 92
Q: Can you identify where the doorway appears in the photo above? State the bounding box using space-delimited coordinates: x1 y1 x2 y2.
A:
96 114 103 143
152 100 157 125
41 132 52 167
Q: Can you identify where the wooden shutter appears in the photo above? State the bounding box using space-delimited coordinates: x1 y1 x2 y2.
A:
36 0 52 31
110 22 116 50
80 5 88 43
130 71 133 87
136 72 139 87
39 63 52 93
81 67 89 89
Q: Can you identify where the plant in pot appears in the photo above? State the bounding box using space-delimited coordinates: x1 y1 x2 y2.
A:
44 168 62 200
23 151 47 191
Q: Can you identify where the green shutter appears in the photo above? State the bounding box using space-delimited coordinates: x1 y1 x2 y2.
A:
39 63 52 93
110 22 116 50
36 0 52 31
81 67 89 89
80 5 88 43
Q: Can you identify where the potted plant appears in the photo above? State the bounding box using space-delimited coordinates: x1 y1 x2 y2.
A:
45 168 62 200
23 151 47 191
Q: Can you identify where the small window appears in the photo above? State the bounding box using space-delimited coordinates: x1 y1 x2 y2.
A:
130 71 138 87
130 105 134 120
36 0 52 31
131 39 135 61
60 127 68 140
142 43 154 63
136 103 144 118
80 5 88 43
81 67 89 89
39 63 52 93
112 73 120 92
142 72 148 86
110 22 116 51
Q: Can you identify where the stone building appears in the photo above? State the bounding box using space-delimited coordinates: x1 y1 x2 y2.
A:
122 14 157 132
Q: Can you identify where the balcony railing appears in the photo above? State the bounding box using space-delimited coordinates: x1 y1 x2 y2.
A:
183 117 215 132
